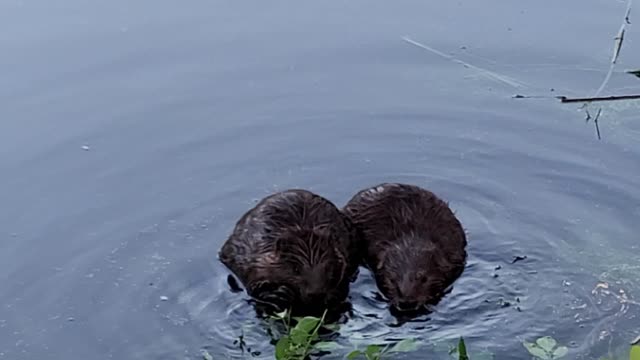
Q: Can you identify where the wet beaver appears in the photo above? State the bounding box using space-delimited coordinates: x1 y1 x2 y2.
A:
218 189 360 318
343 182 467 314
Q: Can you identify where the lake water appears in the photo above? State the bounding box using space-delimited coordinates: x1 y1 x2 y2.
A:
1 1 639 359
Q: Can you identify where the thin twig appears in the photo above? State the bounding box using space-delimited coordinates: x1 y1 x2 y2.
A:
557 94 640 103
594 108 602 140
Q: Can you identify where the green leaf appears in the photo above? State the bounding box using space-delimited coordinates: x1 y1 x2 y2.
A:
294 316 321 334
201 349 213 360
314 341 342 351
552 346 568 359
290 328 311 345
365 344 383 360
523 341 551 360
536 336 558 352
458 337 469 360
630 345 640 360
275 336 291 360
287 316 321 345
389 338 419 353
347 350 364 360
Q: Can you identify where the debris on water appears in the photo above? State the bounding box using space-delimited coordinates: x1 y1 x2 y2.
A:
494 265 502 270
627 69 640 78
497 298 511 308
81 145 90 151
67 317 75 322
512 94 526 98
160 296 169 301
492 273 499 278
511 255 527 264
201 349 213 360
562 280 571 287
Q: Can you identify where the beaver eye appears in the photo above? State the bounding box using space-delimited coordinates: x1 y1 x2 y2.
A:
416 271 428 283
293 264 302 274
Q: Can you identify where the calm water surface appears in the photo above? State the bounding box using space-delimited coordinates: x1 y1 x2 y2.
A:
1 1 639 359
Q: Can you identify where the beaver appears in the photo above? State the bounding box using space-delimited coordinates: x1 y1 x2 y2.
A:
218 189 360 318
343 182 467 314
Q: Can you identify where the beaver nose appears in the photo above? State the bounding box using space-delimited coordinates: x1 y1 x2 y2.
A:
302 291 326 305
395 300 420 312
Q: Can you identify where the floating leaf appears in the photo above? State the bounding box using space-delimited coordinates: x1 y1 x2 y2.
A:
631 345 640 360
314 341 342 351
536 337 558 352
552 346 568 359
347 350 364 360
523 341 551 360
389 338 419 353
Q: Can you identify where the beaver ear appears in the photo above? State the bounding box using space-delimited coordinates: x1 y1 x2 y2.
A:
375 249 388 272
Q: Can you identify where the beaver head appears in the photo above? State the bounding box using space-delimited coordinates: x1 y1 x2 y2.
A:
372 234 459 313
245 223 354 316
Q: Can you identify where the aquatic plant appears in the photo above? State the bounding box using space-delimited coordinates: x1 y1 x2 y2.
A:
270 309 328 360
632 344 640 360
600 342 640 360
202 308 636 360
522 336 568 360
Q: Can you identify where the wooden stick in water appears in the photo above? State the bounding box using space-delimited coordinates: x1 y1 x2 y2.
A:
556 94 640 103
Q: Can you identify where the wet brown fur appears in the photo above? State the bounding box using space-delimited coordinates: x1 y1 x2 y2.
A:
343 183 467 312
218 189 360 317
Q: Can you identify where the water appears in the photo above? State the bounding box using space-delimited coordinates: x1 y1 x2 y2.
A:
1 1 639 359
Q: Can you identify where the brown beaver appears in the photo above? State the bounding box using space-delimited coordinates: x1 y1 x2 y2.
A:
218 189 360 318
343 182 467 314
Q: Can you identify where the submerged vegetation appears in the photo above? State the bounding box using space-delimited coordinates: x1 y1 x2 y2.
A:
201 308 640 360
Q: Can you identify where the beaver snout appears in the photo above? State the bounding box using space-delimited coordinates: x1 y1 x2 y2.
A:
301 291 326 306
394 300 421 312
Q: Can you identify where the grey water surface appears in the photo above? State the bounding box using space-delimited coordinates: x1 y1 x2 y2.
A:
1 1 639 359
